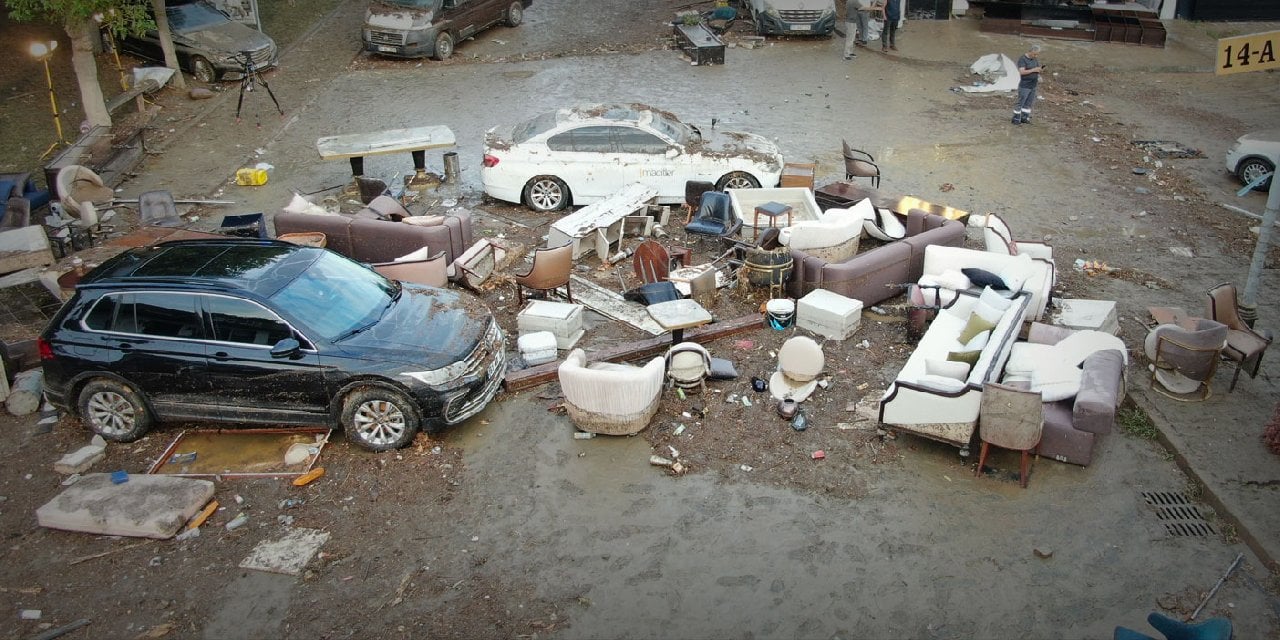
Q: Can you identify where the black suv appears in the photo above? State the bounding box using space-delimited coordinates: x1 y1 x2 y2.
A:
40 240 505 451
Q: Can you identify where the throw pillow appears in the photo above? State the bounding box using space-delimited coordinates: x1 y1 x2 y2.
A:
947 349 982 366
395 246 436 262
1031 363 1084 402
973 300 1005 325
915 374 967 393
958 312 998 344
402 215 445 227
961 268 1007 290
962 329 990 352
998 266 1027 293
1049 330 1129 366
979 286 1013 311
926 358 971 381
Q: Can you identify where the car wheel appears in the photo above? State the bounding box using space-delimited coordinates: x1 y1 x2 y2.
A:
506 1 524 27
716 171 761 191
191 56 218 84
1237 157 1275 191
523 176 571 212
341 387 421 451
432 31 454 61
77 379 153 442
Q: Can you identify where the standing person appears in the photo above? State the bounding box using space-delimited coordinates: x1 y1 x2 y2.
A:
881 0 901 52
1013 43 1045 125
843 0 860 60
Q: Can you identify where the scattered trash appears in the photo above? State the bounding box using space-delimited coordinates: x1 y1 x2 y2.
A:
168 452 197 465
939 183 955 192
175 527 200 541
1169 247 1194 258
857 340 870 349
817 378 831 390
811 450 826 460
60 473 82 486
292 467 325 487
573 432 596 440
1132 140 1203 159
187 500 219 530
671 462 686 474
777 398 798 419
234 494 245 505
681 411 692 418
726 393 739 404
791 411 809 431
1131 167 1148 175
673 423 687 436
1033 548 1054 559
278 515 295 526
1073 259 1112 275
676 388 686 400
109 470 128 484
751 377 768 392
668 445 680 458
149 555 163 567
279 498 304 509
741 396 752 407
649 455 674 467
19 609 41 620
225 513 249 531
739 464 753 472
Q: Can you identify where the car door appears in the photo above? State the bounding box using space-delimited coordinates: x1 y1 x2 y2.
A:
84 292 210 413
544 125 619 202
198 294 331 421
443 0 483 39
614 125 686 200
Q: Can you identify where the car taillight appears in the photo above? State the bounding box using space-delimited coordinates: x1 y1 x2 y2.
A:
482 154 499 168
37 337 54 360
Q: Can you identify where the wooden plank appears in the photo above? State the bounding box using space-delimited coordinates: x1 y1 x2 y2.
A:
569 275 665 335
503 313 762 392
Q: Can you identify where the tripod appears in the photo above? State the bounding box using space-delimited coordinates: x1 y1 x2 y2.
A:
233 51 283 127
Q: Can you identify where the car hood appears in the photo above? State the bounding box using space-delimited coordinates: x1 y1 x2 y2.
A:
337 284 490 371
695 129 784 167
180 21 274 56
1237 130 1280 145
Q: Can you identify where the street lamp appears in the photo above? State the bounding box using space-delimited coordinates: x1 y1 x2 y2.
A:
29 39 67 158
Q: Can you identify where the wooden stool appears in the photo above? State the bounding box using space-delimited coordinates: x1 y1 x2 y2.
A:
752 201 792 242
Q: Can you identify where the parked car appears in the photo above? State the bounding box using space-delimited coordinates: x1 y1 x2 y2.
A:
39 239 506 452
111 0 278 83
747 0 837 36
1226 130 1280 191
363 0 531 61
481 103 785 212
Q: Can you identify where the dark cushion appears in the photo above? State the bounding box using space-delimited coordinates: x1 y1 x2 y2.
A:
962 267 1007 290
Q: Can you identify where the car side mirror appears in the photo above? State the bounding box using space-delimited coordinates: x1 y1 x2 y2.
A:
270 338 301 359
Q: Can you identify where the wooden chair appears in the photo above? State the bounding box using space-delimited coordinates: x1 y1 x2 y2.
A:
514 243 573 304
976 382 1044 489
1206 282 1272 392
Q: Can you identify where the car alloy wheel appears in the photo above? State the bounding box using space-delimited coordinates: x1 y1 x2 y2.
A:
1238 157 1275 191
716 171 761 191
433 31 454 61
77 379 152 441
506 2 524 27
191 56 217 84
524 176 570 212
342 387 421 451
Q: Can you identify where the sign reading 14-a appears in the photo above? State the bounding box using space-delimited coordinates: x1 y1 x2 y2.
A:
1216 30 1280 76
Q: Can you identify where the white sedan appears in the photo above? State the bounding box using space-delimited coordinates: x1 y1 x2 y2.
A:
1226 130 1280 191
481 104 784 212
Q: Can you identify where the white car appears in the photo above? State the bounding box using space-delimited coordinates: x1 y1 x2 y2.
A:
1225 130 1280 191
481 104 784 212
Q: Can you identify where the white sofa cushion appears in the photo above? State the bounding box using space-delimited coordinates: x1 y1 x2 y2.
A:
1005 342 1053 378
1030 362 1084 402
1049 330 1129 366
927 358 971 380
915 374 967 393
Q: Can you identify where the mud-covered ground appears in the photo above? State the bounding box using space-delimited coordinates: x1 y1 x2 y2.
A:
2 2 1279 639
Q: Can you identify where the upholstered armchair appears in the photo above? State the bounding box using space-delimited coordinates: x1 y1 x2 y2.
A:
841 140 881 189
1206 282 1272 392
372 251 449 288
1144 318 1229 400
56 165 113 220
982 213 1053 262
685 191 742 237
514 243 573 304
558 349 665 435
665 342 712 392
779 205 864 262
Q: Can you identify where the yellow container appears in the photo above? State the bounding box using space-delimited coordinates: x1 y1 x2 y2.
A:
235 168 268 186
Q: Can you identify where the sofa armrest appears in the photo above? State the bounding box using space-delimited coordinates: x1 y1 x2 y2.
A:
1027 322 1074 346
1072 349 1125 435
1016 241 1053 262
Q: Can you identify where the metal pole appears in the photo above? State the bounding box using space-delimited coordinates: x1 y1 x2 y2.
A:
43 57 66 144
1240 174 1279 327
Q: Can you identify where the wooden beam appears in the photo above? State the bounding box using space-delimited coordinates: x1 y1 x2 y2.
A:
503 313 762 392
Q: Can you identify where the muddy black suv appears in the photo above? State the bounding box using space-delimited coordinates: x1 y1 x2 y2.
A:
40 239 505 451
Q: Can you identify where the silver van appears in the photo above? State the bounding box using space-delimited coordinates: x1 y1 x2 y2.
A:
363 0 531 61
747 0 837 36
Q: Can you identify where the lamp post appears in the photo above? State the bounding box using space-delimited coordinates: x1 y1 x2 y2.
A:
29 40 67 159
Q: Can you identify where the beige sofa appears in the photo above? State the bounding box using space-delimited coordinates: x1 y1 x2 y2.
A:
273 210 472 263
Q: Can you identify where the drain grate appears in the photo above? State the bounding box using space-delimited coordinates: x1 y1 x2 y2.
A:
1141 491 1216 537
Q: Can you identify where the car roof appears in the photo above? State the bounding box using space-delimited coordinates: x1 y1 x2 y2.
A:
80 239 323 298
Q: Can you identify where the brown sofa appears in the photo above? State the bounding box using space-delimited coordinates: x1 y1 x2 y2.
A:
787 208 965 304
273 210 473 263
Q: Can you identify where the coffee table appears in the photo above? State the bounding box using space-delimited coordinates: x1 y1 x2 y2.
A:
646 299 713 344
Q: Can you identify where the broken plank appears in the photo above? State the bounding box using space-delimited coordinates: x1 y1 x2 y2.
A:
569 275 664 335
504 313 762 392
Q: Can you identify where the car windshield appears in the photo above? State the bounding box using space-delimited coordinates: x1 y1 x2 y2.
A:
167 2 232 33
513 112 560 143
269 252 397 342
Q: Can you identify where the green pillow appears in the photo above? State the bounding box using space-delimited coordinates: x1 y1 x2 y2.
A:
958 312 998 344
948 349 982 366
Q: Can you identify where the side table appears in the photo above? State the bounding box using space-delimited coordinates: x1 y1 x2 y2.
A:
753 201 793 242
647 299 713 344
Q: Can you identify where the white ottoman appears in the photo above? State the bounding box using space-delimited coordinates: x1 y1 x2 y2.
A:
797 289 863 340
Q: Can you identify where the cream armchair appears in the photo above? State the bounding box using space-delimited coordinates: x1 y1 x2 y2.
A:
558 349 665 435
982 213 1053 262
779 203 867 262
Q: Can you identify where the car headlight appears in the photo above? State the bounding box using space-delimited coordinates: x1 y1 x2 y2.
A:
820 7 834 18
403 362 469 387
765 7 781 19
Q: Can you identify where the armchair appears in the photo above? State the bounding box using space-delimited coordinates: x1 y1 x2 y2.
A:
685 191 742 237
1206 282 1271 392
779 205 865 262
842 140 881 189
55 165 113 220
1144 318 1228 401
681 180 716 224
139 190 183 227
514 243 573 304
372 251 449 288
665 342 712 392
976 382 1044 488
558 349 665 435
0 172 51 222
982 213 1053 262
1 198 31 230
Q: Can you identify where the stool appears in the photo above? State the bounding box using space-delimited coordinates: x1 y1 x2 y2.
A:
753 201 792 242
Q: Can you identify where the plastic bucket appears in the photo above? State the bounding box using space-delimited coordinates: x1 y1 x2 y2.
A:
765 298 795 330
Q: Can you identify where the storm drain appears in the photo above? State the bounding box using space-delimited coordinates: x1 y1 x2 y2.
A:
1141 491 1216 537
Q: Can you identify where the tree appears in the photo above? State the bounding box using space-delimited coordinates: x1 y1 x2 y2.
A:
150 0 186 91
7 0 153 129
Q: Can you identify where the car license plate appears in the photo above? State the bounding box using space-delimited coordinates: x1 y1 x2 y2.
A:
377 45 397 53
792 24 810 31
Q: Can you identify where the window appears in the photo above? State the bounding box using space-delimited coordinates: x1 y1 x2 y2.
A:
547 126 617 153
94 293 201 338
614 128 670 154
207 297 293 346
83 295 121 331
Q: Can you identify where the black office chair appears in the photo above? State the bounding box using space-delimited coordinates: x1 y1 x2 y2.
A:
684 191 742 237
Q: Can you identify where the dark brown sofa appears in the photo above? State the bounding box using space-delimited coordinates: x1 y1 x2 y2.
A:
273 210 473 263
787 208 965 304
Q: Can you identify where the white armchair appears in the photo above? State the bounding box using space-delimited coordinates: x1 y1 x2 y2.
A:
558 349 665 435
780 203 867 262
982 213 1053 262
